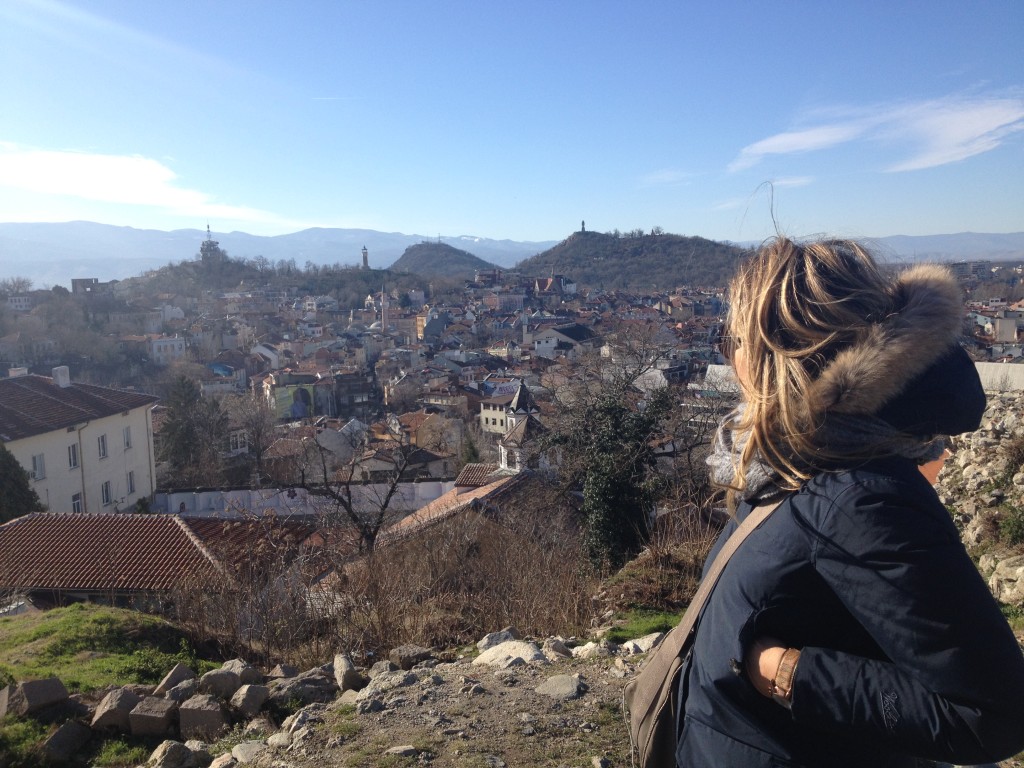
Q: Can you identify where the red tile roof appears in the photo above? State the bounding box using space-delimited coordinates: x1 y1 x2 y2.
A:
0 375 159 442
0 513 220 592
454 463 500 487
0 514 323 594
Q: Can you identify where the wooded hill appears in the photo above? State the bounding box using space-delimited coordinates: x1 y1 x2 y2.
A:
516 230 751 290
389 241 499 279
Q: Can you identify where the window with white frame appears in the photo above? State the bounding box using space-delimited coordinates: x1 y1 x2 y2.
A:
31 453 45 480
68 443 79 469
126 470 135 495
71 492 82 513
98 434 108 459
101 481 112 506
123 425 132 449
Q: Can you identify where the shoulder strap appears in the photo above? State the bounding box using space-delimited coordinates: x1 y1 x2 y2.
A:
656 496 787 660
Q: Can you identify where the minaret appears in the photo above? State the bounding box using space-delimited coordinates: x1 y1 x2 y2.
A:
362 246 369 269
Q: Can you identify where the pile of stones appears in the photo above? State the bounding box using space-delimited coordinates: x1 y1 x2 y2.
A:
0 627 666 767
935 389 1024 605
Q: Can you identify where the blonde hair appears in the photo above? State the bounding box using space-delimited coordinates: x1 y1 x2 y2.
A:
726 237 895 494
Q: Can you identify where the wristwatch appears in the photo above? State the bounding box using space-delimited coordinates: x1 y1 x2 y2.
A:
768 648 801 709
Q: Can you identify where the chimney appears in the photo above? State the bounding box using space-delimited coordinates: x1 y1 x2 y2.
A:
52 366 71 388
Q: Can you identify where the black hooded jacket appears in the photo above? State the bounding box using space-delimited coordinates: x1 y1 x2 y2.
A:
677 263 1024 767
677 458 1024 767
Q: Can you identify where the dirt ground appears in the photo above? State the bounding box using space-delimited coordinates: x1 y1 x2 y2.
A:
241 647 636 768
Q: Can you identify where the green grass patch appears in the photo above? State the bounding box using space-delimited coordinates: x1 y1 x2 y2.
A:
0 716 48 768
0 603 216 692
604 609 680 644
88 736 153 767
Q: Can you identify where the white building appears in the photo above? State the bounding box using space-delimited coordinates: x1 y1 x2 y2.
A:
0 367 159 513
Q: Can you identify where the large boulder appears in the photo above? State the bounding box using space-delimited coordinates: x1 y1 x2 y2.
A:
42 720 92 763
130 696 178 737
472 640 546 668
91 687 142 732
229 684 270 719
389 644 434 670
221 659 264 686
179 694 228 740
146 740 197 768
333 654 366 692
199 669 242 700
477 627 522 651
0 677 69 718
155 663 197 696
268 668 337 708
989 554 1024 604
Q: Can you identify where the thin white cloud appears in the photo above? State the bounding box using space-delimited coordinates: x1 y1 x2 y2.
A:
0 145 273 223
728 94 1024 173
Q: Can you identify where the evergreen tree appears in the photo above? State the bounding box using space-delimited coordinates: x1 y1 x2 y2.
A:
159 376 229 487
0 443 43 522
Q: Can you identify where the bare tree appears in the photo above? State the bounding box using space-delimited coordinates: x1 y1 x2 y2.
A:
296 426 418 553
226 391 278 486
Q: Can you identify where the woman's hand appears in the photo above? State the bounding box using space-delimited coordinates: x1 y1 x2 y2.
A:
746 636 788 698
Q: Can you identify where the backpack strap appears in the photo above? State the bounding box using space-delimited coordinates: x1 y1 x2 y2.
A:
624 496 788 767
657 496 787 661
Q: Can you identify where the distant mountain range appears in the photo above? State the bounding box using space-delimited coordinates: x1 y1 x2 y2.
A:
0 221 1021 289
0 222 555 288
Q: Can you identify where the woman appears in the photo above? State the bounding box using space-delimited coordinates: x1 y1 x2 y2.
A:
680 238 1024 767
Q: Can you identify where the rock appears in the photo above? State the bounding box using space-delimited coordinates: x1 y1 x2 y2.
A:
165 678 201 703
571 640 616 659
385 745 419 757
184 740 213 767
281 702 326 731
209 754 237 768
542 637 572 659
472 640 546 668
146 740 196 768
0 677 69 718
268 667 337 708
42 719 92 763
267 731 292 747
199 668 242 700
536 673 588 700
155 663 197 696
356 669 418 701
221 659 264 685
91 687 142 732
477 627 522 651
229 684 270 719
130 696 178 737
333 654 366 692
179 694 228 740
356 697 384 714
267 663 298 679
369 660 398 677
230 741 267 764
989 554 1024 604
592 757 611 768
390 644 434 670
243 714 276 736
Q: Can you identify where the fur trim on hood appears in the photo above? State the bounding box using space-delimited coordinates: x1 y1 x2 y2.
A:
808 264 964 419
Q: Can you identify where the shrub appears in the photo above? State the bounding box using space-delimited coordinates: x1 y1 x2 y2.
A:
1000 506 1024 546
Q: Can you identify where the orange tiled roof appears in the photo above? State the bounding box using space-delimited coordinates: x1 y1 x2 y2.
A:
454 463 500 487
0 513 220 592
0 513 324 594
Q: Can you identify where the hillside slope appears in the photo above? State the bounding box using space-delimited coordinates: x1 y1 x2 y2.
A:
517 230 750 289
389 241 498 279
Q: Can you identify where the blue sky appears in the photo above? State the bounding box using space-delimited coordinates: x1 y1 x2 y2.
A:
0 0 1021 244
